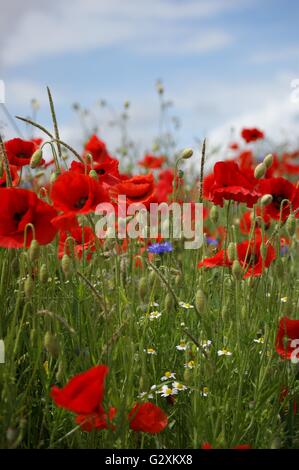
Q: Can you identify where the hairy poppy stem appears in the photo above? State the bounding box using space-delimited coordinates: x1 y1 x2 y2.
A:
0 134 13 187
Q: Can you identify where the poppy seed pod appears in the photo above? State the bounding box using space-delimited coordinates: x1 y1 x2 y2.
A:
286 213 296 237
210 205 219 224
227 242 237 262
89 169 98 180
28 239 40 262
260 194 273 206
24 276 34 298
232 260 243 280
44 331 59 358
195 289 205 311
39 264 48 283
181 148 193 160
30 148 43 169
254 162 266 179
61 254 72 277
164 292 174 310
263 153 273 169
138 276 148 299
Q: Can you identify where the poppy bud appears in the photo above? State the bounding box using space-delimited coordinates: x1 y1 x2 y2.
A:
6 428 18 445
260 194 273 206
270 437 281 449
164 292 174 310
44 331 59 358
24 276 34 298
241 305 247 319
28 239 40 262
152 142 160 152
149 270 158 286
183 368 191 383
56 361 64 382
39 264 48 283
227 242 237 262
210 205 219 224
156 81 164 94
89 169 98 180
195 289 205 311
175 273 182 288
61 254 72 277
30 148 43 169
138 276 148 299
286 213 296 237
178 169 184 178
30 328 36 345
50 171 59 184
124 100 130 109
254 162 266 179
263 153 273 169
232 260 243 280
181 148 193 160
85 153 93 164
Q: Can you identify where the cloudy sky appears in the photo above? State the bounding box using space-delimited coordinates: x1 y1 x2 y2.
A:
1 0 299 156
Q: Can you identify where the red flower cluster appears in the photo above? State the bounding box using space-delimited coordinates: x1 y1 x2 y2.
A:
51 365 168 433
241 127 264 143
275 317 299 360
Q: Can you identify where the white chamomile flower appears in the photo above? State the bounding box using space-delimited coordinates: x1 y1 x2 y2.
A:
176 340 188 351
217 348 232 356
157 385 178 397
281 296 288 303
150 384 157 391
138 391 154 400
179 301 194 309
184 360 196 369
149 301 159 307
253 337 264 344
149 310 162 320
144 348 157 355
201 340 212 349
200 386 209 397
172 381 188 392
161 371 176 381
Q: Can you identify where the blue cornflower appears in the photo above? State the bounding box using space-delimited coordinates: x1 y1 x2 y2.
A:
206 237 219 247
147 241 173 254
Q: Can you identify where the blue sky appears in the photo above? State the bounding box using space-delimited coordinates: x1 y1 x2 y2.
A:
1 0 299 156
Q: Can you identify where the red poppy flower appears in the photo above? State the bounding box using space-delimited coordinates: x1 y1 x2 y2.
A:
110 173 156 208
203 161 261 207
51 213 79 232
51 365 109 415
51 171 109 214
0 188 57 248
5 138 41 168
241 127 264 143
138 154 166 169
75 406 117 432
258 177 299 221
58 226 95 259
229 142 239 150
198 237 276 278
275 317 299 360
84 134 112 163
70 159 120 185
0 165 19 187
129 402 168 434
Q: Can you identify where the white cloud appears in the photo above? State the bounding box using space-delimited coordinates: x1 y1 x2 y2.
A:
0 0 244 67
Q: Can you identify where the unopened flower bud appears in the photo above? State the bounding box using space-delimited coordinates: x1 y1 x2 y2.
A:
254 162 266 179
50 171 59 184
164 292 174 310
89 169 98 180
24 276 34 298
232 260 243 280
227 242 237 262
61 254 72 277
56 361 64 382
210 205 219 224
39 264 48 283
181 148 193 160
28 239 40 262
44 331 59 358
175 273 182 288
195 289 205 311
260 194 273 206
263 153 273 169
30 148 43 169
286 213 296 237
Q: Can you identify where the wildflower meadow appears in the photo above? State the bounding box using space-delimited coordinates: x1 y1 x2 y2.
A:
0 83 299 451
